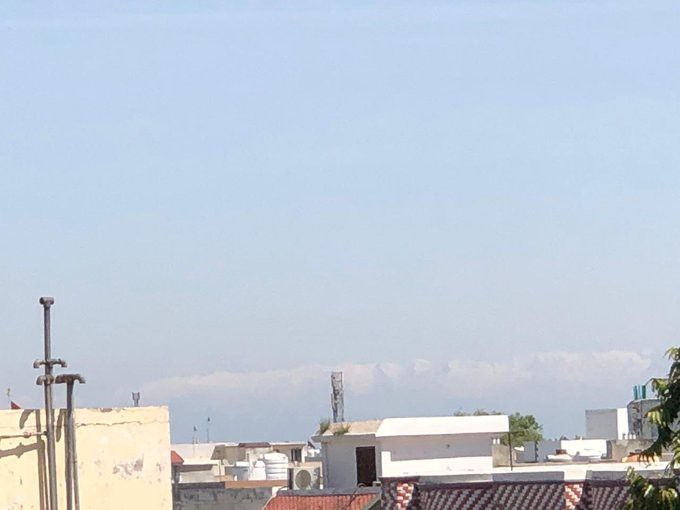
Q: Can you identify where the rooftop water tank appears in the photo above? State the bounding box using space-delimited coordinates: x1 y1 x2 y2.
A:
233 461 250 481
250 460 266 481
264 452 289 480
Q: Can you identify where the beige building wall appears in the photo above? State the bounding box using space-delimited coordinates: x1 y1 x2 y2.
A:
0 406 172 510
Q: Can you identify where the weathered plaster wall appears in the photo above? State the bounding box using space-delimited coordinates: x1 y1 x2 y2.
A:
585 409 629 440
491 443 514 467
321 436 379 489
606 439 654 461
0 406 172 510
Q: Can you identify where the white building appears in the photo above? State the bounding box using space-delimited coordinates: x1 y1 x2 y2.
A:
585 408 629 440
313 415 509 489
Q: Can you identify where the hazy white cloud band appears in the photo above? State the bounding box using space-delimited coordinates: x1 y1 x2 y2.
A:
142 350 651 402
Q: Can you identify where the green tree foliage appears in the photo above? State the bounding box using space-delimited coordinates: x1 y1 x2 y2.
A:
503 412 544 446
625 469 679 509
454 408 501 417
317 418 331 435
624 347 680 509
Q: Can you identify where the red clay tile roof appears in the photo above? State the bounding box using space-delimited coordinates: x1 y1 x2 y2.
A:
170 450 184 465
264 491 379 510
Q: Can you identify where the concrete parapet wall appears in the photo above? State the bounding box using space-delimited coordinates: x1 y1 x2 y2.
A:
176 487 275 510
0 406 172 510
606 439 654 461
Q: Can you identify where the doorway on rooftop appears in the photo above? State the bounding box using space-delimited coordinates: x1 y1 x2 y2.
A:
355 446 377 487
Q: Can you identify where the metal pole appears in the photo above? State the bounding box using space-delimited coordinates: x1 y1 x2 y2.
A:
508 432 514 471
56 374 84 510
65 382 73 510
69 381 82 510
40 296 59 510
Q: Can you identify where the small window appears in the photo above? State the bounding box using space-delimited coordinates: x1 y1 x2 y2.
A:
291 448 302 463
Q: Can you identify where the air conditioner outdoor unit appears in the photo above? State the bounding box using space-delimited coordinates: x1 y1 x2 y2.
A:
288 467 321 490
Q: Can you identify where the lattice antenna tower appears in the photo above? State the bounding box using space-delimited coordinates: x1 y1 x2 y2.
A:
331 371 344 423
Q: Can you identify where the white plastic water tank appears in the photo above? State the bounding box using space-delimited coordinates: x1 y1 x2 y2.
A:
250 460 266 481
233 461 250 481
263 452 289 480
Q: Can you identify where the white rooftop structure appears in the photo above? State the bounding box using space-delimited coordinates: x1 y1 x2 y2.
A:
172 443 231 465
585 408 629 440
315 415 509 488
376 416 509 437
491 460 669 482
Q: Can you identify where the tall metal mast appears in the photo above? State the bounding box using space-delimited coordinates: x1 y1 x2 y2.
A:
35 297 67 510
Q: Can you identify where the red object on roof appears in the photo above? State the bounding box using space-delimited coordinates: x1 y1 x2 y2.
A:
10 401 21 410
264 492 379 510
170 450 184 465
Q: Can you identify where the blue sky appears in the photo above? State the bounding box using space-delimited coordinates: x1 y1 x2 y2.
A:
1 1 680 442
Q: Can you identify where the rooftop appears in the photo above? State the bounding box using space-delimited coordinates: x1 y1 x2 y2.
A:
399 459 672 483
172 443 234 461
315 420 382 439
314 416 509 440
376 416 509 437
263 488 380 510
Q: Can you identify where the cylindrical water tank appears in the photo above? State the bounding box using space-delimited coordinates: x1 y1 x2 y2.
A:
233 461 250 481
250 460 266 481
264 452 289 480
